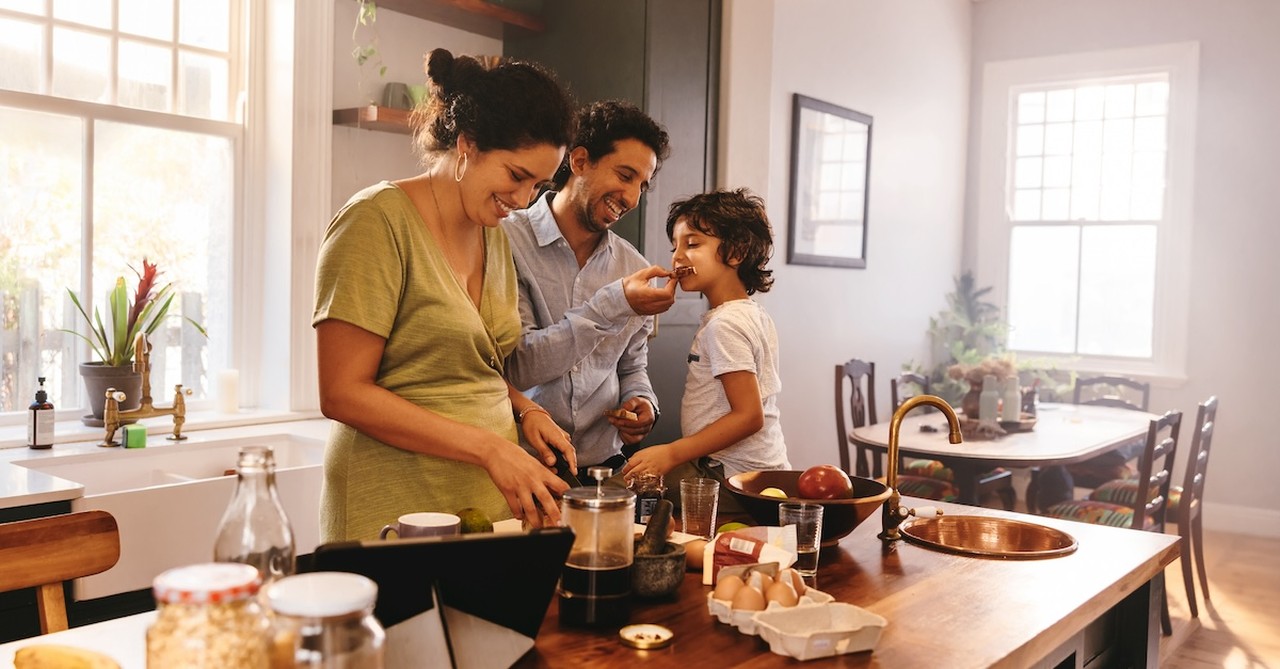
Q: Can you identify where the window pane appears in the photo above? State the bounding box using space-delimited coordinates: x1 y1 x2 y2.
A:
120 0 174 41
93 120 233 399
1042 188 1069 220
0 17 43 93
1014 157 1042 188
1070 185 1099 221
1012 190 1041 221
0 106 84 412
1043 122 1073 155
51 27 110 103
1017 91 1045 124
1078 225 1156 357
180 0 230 51
0 0 46 14
1008 225 1080 353
1042 156 1071 188
1133 117 1166 152
1016 124 1043 157
1135 81 1169 116
119 39 173 112
1104 84 1135 118
1074 86 1105 121
1045 89 1074 122
53 0 109 28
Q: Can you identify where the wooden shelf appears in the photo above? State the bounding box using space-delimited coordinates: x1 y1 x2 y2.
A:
332 105 414 134
376 0 544 39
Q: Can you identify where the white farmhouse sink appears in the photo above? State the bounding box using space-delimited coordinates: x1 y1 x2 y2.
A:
14 434 324 600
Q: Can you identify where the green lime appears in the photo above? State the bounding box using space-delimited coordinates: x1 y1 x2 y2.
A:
717 521 750 535
456 507 494 534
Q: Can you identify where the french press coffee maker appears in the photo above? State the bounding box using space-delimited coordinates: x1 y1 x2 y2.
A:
558 466 635 627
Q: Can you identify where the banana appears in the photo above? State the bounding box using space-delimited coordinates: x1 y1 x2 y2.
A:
13 644 121 669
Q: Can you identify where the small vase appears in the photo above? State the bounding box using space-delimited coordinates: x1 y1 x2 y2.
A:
961 383 982 417
79 362 143 427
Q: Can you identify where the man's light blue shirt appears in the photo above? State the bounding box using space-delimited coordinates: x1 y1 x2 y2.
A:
502 192 657 468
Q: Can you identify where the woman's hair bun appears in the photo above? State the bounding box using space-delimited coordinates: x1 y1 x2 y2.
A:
426 48 456 92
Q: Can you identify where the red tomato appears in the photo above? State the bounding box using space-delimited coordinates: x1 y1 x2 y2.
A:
797 465 854 500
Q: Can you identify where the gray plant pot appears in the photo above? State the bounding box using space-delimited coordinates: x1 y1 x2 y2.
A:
79 362 142 427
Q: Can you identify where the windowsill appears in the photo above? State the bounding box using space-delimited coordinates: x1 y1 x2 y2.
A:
0 409 325 450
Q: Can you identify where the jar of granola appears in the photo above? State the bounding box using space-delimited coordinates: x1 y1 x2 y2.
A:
147 562 271 668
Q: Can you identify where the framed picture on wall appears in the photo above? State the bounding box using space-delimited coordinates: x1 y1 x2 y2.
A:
787 94 872 269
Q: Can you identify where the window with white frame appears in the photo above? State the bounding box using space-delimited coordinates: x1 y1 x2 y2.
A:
974 43 1198 379
0 0 245 420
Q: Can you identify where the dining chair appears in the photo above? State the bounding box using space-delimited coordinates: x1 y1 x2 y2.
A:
1043 409 1181 635
1088 396 1217 619
891 372 1016 510
1027 374 1153 512
836 360 957 502
0 510 121 634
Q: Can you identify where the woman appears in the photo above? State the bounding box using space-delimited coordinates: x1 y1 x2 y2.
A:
313 49 578 541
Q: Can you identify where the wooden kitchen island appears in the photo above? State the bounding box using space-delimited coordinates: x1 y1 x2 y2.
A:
520 498 1179 668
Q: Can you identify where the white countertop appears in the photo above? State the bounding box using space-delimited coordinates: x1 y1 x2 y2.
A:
0 413 331 510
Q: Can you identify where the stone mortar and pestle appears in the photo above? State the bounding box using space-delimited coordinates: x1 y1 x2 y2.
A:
632 499 686 599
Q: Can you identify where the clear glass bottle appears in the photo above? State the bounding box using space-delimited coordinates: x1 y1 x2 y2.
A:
267 572 385 669
214 445 296 586
147 562 271 668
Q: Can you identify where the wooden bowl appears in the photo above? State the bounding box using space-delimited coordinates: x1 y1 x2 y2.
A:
724 470 891 547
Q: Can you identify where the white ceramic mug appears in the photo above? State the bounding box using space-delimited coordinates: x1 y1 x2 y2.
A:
379 512 461 539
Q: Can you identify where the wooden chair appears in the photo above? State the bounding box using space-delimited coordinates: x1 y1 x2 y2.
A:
836 361 958 502
892 372 1017 511
1176 396 1217 619
0 510 121 634
835 359 878 478
1044 410 1181 635
1073 374 1151 412
1093 397 1219 619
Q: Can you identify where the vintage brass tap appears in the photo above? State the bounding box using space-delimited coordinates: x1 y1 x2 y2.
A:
100 333 192 447
879 394 963 542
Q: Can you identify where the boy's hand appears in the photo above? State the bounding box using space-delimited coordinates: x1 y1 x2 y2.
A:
621 443 680 479
622 266 677 316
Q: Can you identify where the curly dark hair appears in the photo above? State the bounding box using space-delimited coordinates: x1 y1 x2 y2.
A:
412 49 576 160
550 100 671 189
665 189 775 295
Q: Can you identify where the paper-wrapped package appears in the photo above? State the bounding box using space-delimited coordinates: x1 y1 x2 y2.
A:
702 526 797 585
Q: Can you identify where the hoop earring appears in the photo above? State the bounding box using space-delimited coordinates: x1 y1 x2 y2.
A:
454 153 468 182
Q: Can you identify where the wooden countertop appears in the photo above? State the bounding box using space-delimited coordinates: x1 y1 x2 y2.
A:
519 500 1179 668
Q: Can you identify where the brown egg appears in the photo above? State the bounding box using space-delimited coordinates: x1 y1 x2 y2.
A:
713 574 745 601
779 568 807 597
747 571 774 594
731 584 766 611
684 539 708 571
764 581 799 608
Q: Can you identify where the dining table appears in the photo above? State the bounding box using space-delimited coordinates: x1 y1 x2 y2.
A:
850 403 1157 506
0 497 1178 669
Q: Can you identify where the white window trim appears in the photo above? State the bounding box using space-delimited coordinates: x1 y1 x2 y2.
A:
973 42 1199 383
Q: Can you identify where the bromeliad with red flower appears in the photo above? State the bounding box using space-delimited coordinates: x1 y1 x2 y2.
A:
62 258 207 367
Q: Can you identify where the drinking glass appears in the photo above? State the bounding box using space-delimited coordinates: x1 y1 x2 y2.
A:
779 502 823 577
679 478 719 540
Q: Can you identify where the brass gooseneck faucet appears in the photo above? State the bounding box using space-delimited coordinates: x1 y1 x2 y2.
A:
879 394 963 542
100 333 192 447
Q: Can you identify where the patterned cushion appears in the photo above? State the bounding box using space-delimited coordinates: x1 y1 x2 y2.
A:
901 459 1010 485
1088 479 1184 515
1043 499 1154 530
896 474 958 502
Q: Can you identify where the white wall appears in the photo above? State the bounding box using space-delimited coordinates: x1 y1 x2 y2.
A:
719 0 972 471
967 0 1280 535
329 1 502 213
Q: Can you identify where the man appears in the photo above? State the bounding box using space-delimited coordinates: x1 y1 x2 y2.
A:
503 100 675 473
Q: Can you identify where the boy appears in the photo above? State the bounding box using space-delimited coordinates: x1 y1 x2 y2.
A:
622 189 790 481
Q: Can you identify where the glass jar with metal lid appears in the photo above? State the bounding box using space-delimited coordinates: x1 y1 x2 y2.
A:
147 562 271 668
558 466 636 627
266 572 385 668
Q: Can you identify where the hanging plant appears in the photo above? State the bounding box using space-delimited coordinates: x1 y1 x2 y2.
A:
352 0 387 78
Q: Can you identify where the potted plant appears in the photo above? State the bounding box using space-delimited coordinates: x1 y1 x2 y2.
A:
62 258 206 425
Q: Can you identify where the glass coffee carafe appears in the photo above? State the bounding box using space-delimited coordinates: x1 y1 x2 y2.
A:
558 466 635 627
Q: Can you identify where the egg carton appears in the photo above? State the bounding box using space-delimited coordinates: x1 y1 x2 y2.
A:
754 602 887 660
706 588 834 636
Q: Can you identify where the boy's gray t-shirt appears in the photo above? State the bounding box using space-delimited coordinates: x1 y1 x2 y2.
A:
680 298 790 477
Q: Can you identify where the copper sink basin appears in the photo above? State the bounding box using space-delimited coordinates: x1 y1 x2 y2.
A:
900 515 1078 559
